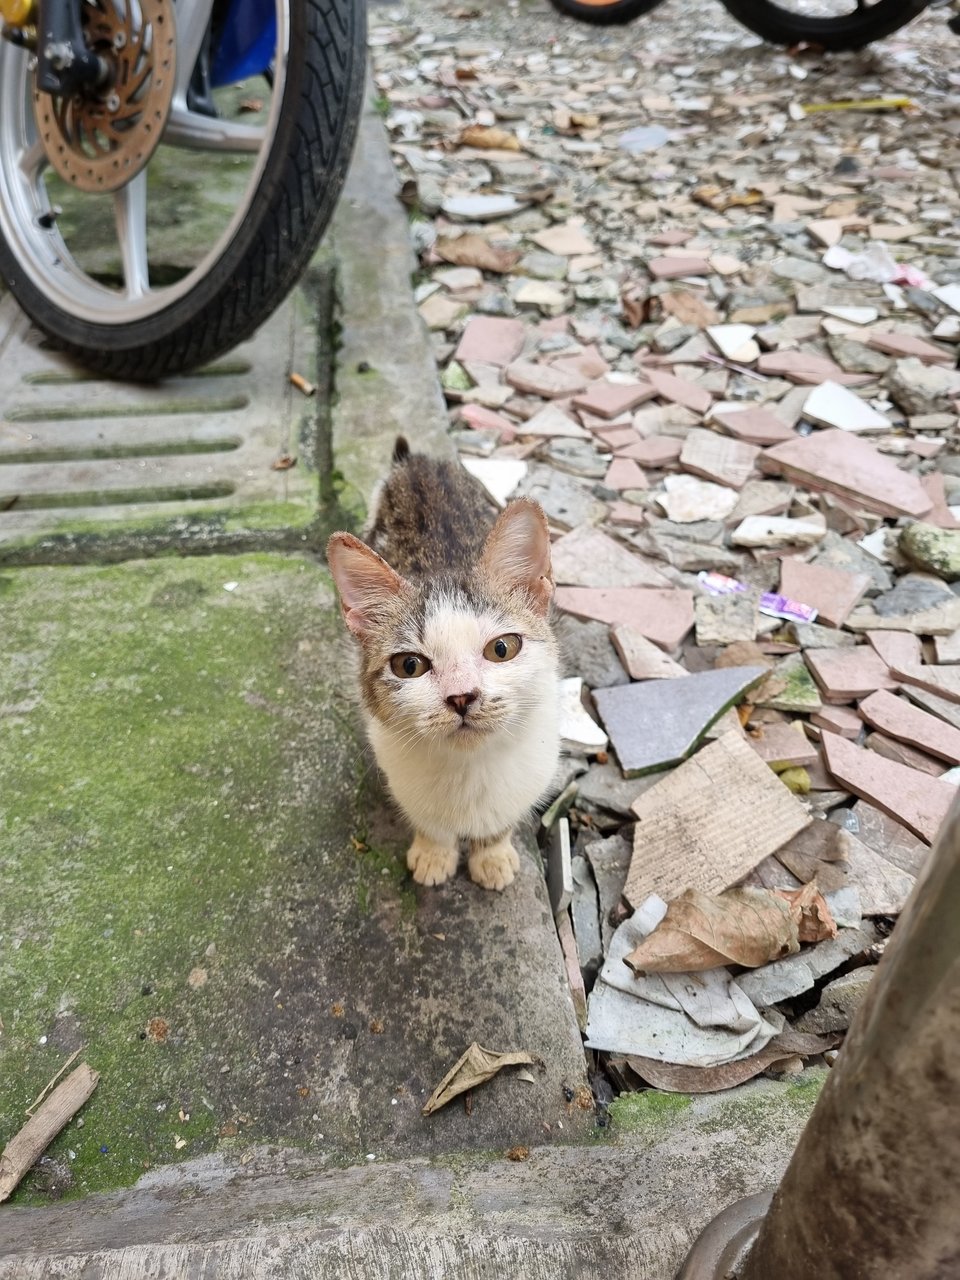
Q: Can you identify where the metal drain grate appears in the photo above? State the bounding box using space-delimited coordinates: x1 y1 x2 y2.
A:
0 292 322 546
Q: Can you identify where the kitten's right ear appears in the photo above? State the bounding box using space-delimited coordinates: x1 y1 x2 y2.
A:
326 533 409 638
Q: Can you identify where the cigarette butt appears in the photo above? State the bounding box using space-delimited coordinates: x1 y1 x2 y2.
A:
290 372 316 396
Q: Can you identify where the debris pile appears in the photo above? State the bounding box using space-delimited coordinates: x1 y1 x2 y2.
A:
371 2 958 1093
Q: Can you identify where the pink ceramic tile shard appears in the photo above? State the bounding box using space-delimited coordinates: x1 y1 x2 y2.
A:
680 428 759 490
920 474 960 531
811 705 863 740
648 229 695 247
550 525 669 588
595 426 642 450
859 689 960 765
572 381 657 420
889 663 960 706
711 406 796 446
647 255 712 280
459 404 517 439
759 429 933 520
607 501 648 527
616 435 684 467
504 360 587 399
454 316 526 368
867 332 954 365
550 345 611 382
755 350 871 387
603 457 649 491
747 722 819 769
779 558 871 629
643 369 713 415
820 731 954 844
805 646 899 704
866 631 923 670
554 586 695 651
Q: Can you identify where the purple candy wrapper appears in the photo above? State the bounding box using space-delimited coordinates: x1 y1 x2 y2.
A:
697 572 818 624
759 592 818 625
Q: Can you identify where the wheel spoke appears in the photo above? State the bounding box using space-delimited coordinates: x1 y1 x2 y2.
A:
113 170 150 299
172 0 218 106
163 106 266 152
18 139 48 184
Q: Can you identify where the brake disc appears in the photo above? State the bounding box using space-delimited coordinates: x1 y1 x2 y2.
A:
33 0 176 193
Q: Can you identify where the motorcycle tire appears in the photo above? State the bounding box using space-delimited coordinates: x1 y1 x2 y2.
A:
0 0 365 380
549 0 667 27
717 0 929 50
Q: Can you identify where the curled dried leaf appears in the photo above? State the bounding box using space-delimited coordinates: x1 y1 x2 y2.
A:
624 887 800 975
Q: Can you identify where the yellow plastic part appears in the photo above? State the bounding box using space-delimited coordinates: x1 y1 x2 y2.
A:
802 97 916 114
1 0 35 26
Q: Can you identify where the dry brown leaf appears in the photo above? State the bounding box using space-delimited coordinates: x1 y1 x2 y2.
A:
692 185 766 212
625 1027 839 1093
434 234 521 274
624 887 800 975
659 289 721 329
774 881 838 944
422 1042 533 1115
621 282 650 329
459 125 521 152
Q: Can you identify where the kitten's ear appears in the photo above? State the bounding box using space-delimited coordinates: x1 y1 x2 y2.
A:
326 533 409 638
480 498 554 615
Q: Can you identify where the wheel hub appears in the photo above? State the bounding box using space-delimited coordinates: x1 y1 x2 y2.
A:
33 0 176 194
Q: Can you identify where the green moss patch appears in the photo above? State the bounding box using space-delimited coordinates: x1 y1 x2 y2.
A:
608 1090 693 1133
0 554 390 1202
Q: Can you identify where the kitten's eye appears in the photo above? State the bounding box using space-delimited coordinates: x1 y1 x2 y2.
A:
484 633 522 663
390 653 431 679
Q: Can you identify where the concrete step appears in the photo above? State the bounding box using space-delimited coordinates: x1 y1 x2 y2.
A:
0 1078 820 1278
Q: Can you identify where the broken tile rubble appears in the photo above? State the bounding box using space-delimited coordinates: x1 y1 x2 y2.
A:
373 0 959 1102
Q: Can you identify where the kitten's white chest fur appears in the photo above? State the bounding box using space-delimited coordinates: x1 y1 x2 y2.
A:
367 675 559 844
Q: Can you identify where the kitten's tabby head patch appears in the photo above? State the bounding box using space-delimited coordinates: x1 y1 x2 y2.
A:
327 500 557 746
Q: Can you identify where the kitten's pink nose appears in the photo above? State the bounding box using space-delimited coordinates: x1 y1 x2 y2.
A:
446 690 479 715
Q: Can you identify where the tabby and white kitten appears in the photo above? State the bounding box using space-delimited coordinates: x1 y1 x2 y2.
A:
327 440 559 891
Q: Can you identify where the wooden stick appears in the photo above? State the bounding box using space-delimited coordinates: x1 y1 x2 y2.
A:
26 1048 81 1117
0 1063 99 1202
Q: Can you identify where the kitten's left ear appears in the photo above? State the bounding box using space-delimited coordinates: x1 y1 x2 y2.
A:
326 532 410 638
480 498 554 616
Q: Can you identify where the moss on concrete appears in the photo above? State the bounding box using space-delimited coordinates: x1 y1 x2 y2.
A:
697 1070 826 1143
0 554 373 1202
0 502 328 568
608 1090 693 1134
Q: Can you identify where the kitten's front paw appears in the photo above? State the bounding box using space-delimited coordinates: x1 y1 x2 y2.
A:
407 833 459 886
468 836 520 892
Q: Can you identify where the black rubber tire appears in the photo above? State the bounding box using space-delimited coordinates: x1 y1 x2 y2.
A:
717 0 927 50
549 0 666 26
0 0 365 380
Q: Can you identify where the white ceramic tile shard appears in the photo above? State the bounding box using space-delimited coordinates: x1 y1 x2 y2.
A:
803 381 891 434
559 676 608 753
659 474 739 522
731 515 826 548
461 458 527 506
706 324 760 363
820 306 878 326
933 283 960 314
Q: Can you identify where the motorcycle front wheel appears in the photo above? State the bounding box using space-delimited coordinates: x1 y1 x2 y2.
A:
0 0 365 380
717 0 929 50
549 0 666 27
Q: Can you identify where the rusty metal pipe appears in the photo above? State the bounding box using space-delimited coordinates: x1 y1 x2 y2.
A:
739 795 960 1279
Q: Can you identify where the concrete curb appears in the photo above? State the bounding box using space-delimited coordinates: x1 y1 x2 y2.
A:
326 71 452 524
0 1078 820 1278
